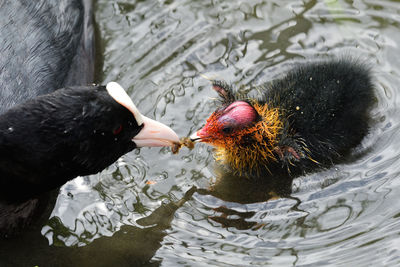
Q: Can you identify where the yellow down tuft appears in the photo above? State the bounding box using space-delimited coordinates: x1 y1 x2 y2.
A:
212 101 283 174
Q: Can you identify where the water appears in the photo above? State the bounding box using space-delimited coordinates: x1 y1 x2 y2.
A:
3 0 400 266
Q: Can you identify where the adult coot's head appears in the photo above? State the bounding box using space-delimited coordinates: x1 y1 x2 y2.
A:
0 82 179 201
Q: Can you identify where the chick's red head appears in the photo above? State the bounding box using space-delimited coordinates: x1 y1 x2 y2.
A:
194 101 259 145
191 98 282 173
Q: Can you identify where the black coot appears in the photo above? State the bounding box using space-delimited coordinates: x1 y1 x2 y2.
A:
0 0 178 234
0 82 179 201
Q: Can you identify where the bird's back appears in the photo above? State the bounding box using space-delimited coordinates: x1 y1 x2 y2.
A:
264 59 375 165
0 0 94 113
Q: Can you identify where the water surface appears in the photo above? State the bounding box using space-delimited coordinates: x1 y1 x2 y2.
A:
4 0 400 266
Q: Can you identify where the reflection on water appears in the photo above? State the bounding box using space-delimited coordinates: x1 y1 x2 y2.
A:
3 0 400 266
202 164 294 203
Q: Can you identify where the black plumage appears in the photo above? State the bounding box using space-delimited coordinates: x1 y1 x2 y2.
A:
0 85 142 200
262 59 375 174
192 58 376 177
0 0 95 235
0 0 178 235
0 0 94 111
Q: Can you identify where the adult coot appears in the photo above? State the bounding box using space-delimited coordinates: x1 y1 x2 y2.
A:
0 0 178 233
0 82 179 201
190 59 375 177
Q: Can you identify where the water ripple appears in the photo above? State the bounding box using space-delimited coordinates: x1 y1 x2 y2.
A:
41 0 400 266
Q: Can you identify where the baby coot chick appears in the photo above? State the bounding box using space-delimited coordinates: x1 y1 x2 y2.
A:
191 59 375 177
0 82 179 201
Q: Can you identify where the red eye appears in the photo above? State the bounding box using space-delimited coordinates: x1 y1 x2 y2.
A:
113 125 123 135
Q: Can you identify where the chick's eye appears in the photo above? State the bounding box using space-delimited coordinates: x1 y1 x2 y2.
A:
113 124 123 135
222 126 233 134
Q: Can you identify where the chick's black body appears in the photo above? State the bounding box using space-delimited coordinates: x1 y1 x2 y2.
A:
0 86 142 201
195 59 375 178
262 59 375 174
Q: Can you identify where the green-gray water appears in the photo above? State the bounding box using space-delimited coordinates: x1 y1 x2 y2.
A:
3 0 400 266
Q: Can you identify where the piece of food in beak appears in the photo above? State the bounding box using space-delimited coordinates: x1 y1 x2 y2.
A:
171 137 196 154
